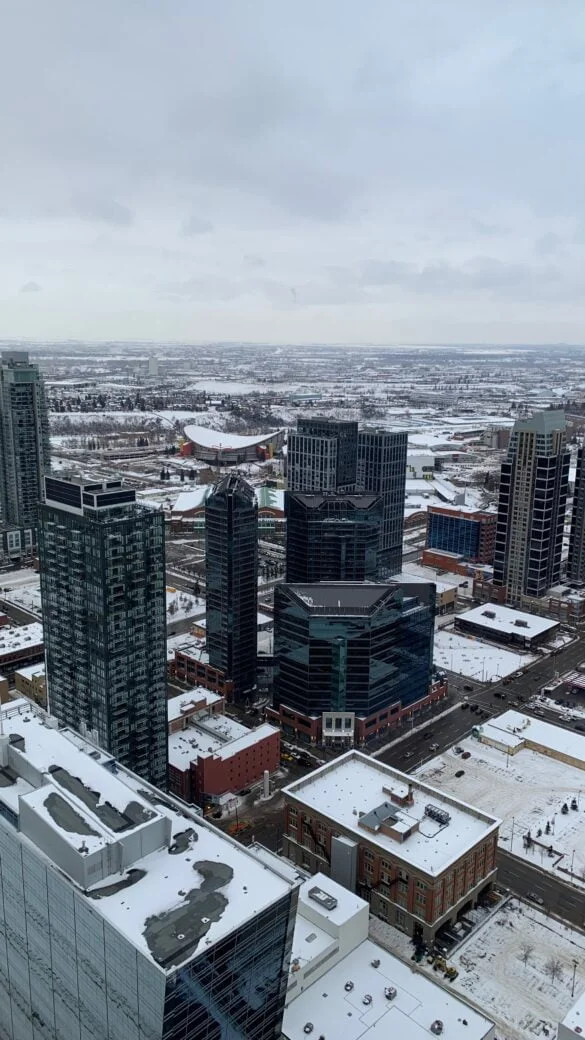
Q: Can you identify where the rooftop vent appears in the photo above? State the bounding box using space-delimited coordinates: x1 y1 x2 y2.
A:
385 986 397 1000
344 981 354 992
481 610 496 619
362 994 372 1006
514 619 528 628
431 1022 444 1036
425 804 451 826
308 886 338 911
370 959 380 969
303 1025 313 1035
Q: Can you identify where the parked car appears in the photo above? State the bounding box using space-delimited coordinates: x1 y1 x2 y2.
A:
454 746 464 754
430 743 439 752
463 684 474 692
454 770 465 778
424 731 433 740
404 751 414 759
461 751 471 760
527 891 544 906
575 724 585 732
461 703 469 710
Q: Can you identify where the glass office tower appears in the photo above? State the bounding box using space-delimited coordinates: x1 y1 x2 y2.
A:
0 350 50 529
38 475 168 789
285 491 382 583
274 581 435 719
287 417 358 493
205 475 258 700
357 428 407 577
568 445 585 583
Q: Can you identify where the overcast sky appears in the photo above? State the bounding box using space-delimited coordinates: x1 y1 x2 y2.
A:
1 1 585 345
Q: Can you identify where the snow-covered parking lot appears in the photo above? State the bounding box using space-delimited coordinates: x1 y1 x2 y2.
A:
416 728 585 888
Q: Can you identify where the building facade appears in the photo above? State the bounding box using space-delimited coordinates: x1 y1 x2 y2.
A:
568 445 585 583
0 351 50 530
285 491 382 583
286 417 358 493
425 506 496 564
493 411 569 603
0 698 298 1040
273 582 435 744
357 428 408 577
205 475 258 700
282 751 499 942
38 476 168 789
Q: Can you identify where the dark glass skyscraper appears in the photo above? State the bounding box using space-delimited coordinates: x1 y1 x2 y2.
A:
357 427 407 577
287 417 358 493
285 491 382 583
274 581 435 719
38 476 168 788
0 351 50 529
568 445 585 583
493 411 569 603
205 474 258 700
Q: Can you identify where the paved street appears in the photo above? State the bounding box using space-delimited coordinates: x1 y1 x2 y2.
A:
497 850 585 928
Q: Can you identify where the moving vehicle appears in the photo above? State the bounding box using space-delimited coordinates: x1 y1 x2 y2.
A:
430 743 439 751
526 891 544 906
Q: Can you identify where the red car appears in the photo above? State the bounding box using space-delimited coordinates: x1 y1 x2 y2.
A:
461 751 471 760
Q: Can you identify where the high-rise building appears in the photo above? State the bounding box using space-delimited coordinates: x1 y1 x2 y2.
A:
568 444 585 583
425 505 496 564
357 427 408 577
0 350 50 529
273 581 435 746
0 697 298 1040
493 411 569 603
286 417 358 493
205 474 258 700
38 476 168 788
285 491 382 583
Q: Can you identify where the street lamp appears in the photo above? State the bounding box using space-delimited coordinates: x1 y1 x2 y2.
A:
572 958 579 999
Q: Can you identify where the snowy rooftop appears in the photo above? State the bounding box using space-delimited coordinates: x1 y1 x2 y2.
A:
284 751 499 876
0 700 294 974
284 937 494 1040
167 689 222 723
433 628 536 681
169 715 278 770
561 991 585 1036
14 662 45 680
482 709 585 763
0 622 44 655
457 603 558 639
183 424 284 450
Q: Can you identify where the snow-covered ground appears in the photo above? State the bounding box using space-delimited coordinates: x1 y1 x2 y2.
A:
372 898 585 1040
434 628 537 681
1 581 43 617
416 733 585 887
166 587 204 623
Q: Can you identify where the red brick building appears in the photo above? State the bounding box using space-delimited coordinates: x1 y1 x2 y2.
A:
283 751 499 941
425 506 496 565
167 698 280 807
266 678 448 748
171 644 235 700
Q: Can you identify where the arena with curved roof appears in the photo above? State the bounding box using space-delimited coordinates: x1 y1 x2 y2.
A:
182 424 285 464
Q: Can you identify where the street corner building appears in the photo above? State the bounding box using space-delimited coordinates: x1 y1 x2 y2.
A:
282 751 500 943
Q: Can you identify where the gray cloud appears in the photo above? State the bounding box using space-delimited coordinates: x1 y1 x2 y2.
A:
74 197 133 227
0 3 584 341
19 281 42 293
181 215 213 237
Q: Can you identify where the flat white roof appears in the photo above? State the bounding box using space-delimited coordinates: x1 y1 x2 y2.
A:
284 751 499 877
561 990 585 1035
283 938 494 1040
184 424 284 450
0 700 293 973
166 689 221 723
14 662 45 680
0 622 43 655
168 717 278 769
457 603 557 639
483 709 585 762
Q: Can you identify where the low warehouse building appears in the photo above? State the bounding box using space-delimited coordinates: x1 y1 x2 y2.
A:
454 603 558 649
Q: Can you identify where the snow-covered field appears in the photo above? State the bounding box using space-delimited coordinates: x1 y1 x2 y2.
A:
434 628 537 681
372 898 585 1040
416 734 585 887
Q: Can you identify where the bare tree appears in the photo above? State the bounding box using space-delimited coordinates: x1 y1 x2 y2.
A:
544 957 563 983
520 943 534 967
